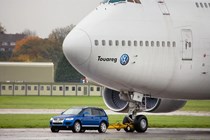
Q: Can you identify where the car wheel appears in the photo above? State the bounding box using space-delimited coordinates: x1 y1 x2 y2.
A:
51 127 59 133
123 116 135 133
72 121 82 133
98 122 107 133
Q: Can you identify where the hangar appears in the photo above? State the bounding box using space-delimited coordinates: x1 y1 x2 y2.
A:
0 62 54 83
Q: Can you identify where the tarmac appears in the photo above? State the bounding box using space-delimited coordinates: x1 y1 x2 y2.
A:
1 109 210 139
0 128 210 140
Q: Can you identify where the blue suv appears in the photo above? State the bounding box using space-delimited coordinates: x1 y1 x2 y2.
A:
50 107 109 133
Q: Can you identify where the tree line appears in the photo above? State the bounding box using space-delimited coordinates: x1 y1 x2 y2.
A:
0 23 84 82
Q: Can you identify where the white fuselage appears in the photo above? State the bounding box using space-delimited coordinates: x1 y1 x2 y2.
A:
63 0 210 100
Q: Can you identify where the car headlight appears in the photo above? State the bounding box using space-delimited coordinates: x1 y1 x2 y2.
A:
65 118 74 121
50 118 53 121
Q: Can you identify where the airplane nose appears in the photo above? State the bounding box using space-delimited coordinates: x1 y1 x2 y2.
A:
63 28 92 66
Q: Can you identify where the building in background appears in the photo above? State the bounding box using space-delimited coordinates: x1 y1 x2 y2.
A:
0 33 25 52
0 62 54 83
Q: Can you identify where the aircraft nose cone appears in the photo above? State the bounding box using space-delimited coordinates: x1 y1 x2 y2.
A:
63 28 91 66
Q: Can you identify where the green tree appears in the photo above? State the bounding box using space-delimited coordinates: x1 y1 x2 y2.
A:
55 54 84 82
0 51 12 61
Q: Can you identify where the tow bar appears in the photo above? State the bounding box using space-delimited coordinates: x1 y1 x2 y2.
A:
108 122 134 131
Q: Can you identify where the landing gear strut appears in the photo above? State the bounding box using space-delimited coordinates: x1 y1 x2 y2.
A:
120 92 148 133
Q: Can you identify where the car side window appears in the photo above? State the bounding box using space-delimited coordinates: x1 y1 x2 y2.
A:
83 108 92 116
92 109 100 116
99 110 106 116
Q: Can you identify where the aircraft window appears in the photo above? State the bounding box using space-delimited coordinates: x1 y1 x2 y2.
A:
95 40 99 46
127 0 134 3
109 40 113 46
122 40 126 46
209 3 210 7
189 42 192 48
140 41 143 46
108 0 126 3
134 41 138 46
204 3 208 8
128 40 132 46
156 41 160 47
102 40 106 46
195 2 199 7
167 41 170 47
172 41 176 47
102 0 109 3
115 40 119 46
145 41 149 47
200 3 204 8
151 41 154 47
134 0 141 4
162 41 165 47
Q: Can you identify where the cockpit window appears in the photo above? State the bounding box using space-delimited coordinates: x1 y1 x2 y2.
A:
127 0 141 3
108 0 126 3
102 0 141 4
101 0 109 3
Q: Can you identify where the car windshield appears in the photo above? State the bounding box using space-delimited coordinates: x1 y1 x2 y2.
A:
63 108 83 115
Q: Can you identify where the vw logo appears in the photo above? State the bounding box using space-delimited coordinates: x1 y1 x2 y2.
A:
120 54 129 65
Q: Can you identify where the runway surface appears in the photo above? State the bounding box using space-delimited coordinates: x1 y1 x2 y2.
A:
0 128 210 140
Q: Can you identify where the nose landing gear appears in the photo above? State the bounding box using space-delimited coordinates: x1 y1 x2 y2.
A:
108 92 149 133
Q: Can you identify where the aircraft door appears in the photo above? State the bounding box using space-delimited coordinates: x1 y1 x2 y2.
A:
181 29 193 61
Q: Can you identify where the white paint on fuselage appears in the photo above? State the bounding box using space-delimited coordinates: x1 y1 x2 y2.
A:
63 0 210 100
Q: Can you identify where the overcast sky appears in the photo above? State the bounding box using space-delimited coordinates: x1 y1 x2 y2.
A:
0 0 100 38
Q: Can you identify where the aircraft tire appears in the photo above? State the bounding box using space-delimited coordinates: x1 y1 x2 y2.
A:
134 115 148 133
123 116 135 133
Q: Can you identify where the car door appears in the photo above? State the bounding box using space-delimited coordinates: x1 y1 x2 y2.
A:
91 108 101 126
81 108 95 127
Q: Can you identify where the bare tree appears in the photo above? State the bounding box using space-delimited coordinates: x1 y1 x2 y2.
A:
48 24 75 45
0 22 6 34
22 29 36 36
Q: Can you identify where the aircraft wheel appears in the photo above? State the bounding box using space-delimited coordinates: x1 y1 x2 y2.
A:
123 116 135 133
134 115 148 133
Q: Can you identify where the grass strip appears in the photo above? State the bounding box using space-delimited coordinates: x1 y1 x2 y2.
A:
0 114 210 128
1 96 210 111
0 96 107 109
